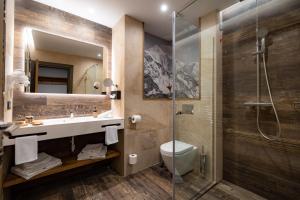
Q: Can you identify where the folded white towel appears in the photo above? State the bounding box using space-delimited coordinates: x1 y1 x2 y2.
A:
81 143 103 153
77 146 107 160
105 126 118 145
15 135 38 165
11 152 62 180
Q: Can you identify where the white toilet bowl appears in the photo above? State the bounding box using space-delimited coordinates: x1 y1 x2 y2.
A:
160 140 197 175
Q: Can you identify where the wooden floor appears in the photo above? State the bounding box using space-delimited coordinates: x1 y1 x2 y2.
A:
200 181 266 200
11 165 266 200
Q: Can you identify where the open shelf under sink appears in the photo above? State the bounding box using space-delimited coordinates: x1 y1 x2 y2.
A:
3 150 120 188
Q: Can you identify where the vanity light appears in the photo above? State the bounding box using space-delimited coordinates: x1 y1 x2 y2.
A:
24 27 35 49
160 4 169 12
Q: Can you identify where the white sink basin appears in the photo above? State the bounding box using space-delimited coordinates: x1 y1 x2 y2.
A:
3 116 124 146
42 116 105 125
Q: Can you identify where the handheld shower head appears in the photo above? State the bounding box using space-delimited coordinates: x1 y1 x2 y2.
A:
261 37 266 53
258 28 268 53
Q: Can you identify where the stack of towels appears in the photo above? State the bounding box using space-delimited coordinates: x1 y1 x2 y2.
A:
77 143 107 160
11 152 62 180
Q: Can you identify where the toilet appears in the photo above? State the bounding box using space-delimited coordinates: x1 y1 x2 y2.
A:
160 140 197 175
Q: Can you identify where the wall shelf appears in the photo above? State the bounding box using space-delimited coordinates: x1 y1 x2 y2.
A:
244 102 272 107
3 150 120 188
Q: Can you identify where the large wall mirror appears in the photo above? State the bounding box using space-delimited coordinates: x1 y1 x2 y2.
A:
24 28 107 95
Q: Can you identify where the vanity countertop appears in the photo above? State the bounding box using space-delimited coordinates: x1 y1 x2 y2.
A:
3 116 124 146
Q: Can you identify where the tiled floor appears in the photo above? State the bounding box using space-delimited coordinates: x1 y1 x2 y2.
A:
12 165 266 200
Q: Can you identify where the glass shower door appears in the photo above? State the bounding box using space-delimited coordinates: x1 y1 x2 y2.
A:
172 12 216 200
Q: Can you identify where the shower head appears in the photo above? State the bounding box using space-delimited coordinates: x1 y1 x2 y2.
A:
257 28 268 53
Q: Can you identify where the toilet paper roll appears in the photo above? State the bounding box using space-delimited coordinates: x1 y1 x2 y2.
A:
129 154 137 165
130 115 142 124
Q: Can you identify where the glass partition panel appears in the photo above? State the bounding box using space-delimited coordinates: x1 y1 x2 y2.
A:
172 13 216 199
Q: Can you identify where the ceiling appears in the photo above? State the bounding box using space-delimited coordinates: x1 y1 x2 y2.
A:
32 29 103 60
34 0 238 40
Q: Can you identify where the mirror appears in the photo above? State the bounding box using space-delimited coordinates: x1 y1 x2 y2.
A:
24 28 106 95
103 78 114 87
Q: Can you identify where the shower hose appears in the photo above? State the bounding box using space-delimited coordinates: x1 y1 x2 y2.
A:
256 52 281 140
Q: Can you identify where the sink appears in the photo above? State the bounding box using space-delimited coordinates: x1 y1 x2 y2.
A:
3 115 124 146
42 116 101 125
42 110 114 125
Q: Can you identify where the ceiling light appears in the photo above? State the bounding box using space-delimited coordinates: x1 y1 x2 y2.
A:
97 53 102 57
160 4 168 12
88 8 95 14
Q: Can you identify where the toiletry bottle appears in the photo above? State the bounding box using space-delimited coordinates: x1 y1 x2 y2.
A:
25 116 34 124
93 107 98 118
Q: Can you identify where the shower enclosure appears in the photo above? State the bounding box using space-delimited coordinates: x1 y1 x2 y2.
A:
172 0 300 199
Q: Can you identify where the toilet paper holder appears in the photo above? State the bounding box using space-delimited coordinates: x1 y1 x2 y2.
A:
129 115 142 123
128 116 134 122
128 115 142 129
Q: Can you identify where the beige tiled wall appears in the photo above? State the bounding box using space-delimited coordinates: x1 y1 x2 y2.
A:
112 16 172 176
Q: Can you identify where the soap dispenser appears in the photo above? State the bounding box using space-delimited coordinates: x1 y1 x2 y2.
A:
92 107 98 118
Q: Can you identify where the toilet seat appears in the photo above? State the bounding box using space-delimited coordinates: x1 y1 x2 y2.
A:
160 140 194 157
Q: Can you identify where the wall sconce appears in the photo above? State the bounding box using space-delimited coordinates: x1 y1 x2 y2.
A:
6 69 30 90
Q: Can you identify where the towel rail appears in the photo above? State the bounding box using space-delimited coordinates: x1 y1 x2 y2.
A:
101 123 121 128
5 132 47 139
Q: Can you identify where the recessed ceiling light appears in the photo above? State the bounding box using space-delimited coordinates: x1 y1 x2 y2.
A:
160 4 168 12
88 8 95 14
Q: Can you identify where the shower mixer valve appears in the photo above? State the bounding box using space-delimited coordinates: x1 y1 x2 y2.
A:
176 104 194 115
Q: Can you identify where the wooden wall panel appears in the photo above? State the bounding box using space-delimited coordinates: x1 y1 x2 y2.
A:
222 1 300 199
13 0 112 120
